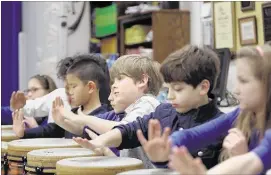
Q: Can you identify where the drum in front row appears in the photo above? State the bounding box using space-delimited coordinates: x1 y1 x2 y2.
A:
56 156 144 175
1 129 19 142
1 142 8 175
25 147 102 174
117 169 179 175
1 125 13 131
4 138 80 175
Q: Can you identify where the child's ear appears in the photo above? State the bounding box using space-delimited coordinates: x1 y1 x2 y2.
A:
199 79 210 96
86 81 96 94
137 74 149 88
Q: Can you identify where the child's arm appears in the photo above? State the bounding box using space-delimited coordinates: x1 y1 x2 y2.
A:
170 108 240 152
251 129 271 172
74 110 157 151
66 100 158 135
208 129 271 174
23 123 65 138
11 89 70 119
74 128 123 149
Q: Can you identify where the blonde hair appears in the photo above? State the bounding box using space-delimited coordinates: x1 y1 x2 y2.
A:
220 45 271 161
110 54 163 96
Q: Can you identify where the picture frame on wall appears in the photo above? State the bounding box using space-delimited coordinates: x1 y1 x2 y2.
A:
262 2 271 42
213 2 236 50
241 1 255 12
239 16 258 45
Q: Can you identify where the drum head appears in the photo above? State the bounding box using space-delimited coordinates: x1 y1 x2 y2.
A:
56 156 143 175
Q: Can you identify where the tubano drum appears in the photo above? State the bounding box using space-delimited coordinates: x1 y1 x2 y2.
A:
25 148 102 175
1 125 13 130
1 130 19 142
6 138 80 175
56 156 144 175
117 169 180 175
1 142 9 174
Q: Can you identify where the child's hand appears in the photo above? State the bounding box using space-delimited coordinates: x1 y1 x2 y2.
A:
23 117 38 128
12 109 26 138
223 128 248 157
137 119 171 162
52 97 66 123
62 107 86 125
73 137 104 155
168 146 207 175
10 91 26 111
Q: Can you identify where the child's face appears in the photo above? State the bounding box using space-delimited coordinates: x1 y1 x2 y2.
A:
234 59 266 112
65 74 91 107
109 75 144 113
164 82 204 113
26 78 48 100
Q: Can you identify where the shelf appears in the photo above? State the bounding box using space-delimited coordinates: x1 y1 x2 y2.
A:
125 41 152 48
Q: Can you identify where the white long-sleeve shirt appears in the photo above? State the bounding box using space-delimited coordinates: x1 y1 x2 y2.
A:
23 88 71 123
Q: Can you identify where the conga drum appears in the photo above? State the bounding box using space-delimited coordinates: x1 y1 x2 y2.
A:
117 169 179 175
1 142 8 174
1 130 18 142
1 125 13 130
25 148 102 174
56 156 144 175
6 138 79 175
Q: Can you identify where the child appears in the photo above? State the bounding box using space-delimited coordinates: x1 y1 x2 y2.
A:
12 54 110 138
2 74 57 125
9 54 111 124
73 45 224 169
54 54 163 168
140 45 271 173
168 129 271 175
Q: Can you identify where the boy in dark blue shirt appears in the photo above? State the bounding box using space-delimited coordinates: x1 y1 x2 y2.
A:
74 45 224 169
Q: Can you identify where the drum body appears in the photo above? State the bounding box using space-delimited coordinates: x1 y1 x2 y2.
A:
56 156 144 175
6 138 80 175
1 142 8 175
25 148 101 174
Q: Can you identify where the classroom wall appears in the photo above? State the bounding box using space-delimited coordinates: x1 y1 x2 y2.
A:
179 1 204 46
235 2 265 51
21 2 90 89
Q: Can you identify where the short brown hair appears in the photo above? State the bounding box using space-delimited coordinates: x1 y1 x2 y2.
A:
110 54 163 96
160 45 220 94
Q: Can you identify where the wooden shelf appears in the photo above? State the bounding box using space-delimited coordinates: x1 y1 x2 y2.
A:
118 10 190 63
125 41 152 48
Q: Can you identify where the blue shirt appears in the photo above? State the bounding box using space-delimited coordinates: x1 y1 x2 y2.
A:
114 100 224 169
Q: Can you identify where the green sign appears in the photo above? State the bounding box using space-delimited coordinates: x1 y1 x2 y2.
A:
95 4 117 37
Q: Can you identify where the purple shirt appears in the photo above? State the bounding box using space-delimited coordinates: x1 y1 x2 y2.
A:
252 129 271 171
170 108 240 152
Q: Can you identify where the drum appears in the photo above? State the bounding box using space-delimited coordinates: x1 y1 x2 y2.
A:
1 130 18 142
1 142 8 174
56 156 144 175
117 169 179 175
25 148 102 174
1 125 13 130
6 138 80 175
